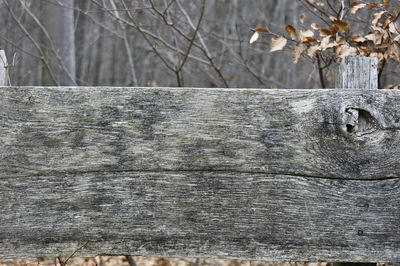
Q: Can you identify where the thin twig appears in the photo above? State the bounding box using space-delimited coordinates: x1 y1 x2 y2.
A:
339 0 346 20
114 0 176 72
109 0 138 85
298 0 332 25
162 0 183 86
316 53 326 88
57 241 90 266
175 0 229 87
177 0 205 73
149 0 229 87
3 0 59 85
89 0 210 66
163 0 176 16
125 255 138 266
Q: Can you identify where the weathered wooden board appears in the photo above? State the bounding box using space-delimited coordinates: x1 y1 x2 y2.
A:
1 87 400 180
0 87 400 261
336 57 378 90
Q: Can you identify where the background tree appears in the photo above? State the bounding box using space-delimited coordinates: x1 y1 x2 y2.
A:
0 0 305 88
1 0 397 88
40 0 76 85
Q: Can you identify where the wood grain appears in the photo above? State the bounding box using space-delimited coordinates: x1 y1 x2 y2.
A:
0 87 399 261
334 56 379 266
336 57 378 90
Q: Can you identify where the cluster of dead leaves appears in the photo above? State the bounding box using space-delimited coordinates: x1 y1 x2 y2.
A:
250 0 400 87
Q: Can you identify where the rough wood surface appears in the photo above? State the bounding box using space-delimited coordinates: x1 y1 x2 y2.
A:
0 87 400 262
335 57 378 89
334 56 379 266
0 50 7 86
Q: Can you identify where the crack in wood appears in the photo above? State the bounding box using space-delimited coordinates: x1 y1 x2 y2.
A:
4 168 400 182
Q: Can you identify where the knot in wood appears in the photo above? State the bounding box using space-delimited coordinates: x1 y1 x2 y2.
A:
343 107 378 136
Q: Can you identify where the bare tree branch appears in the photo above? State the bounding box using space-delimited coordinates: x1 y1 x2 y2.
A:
17 0 77 85
3 0 59 85
109 0 138 85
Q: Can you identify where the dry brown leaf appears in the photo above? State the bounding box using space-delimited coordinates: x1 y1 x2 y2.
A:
349 2 359 8
252 27 269 33
372 11 386 26
370 52 385 62
388 22 399 34
320 36 337 50
371 25 387 34
329 24 340 34
249 32 259 44
382 0 390 8
319 29 333 37
285 25 297 40
351 3 367 14
383 17 392 28
299 14 306 24
336 36 347 45
299 29 314 42
307 45 320 58
357 43 373 55
351 35 366 42
364 33 376 41
333 19 349 32
368 2 379 9
292 43 307 63
311 23 319 30
364 32 384 44
394 7 400 18
270 36 287 52
383 84 400 89
304 37 317 43
336 44 358 59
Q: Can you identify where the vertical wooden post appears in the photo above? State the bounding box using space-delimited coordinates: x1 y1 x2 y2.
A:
0 49 7 86
333 56 378 266
335 56 378 89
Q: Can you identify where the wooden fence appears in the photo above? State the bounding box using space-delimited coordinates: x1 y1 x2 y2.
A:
0 52 399 264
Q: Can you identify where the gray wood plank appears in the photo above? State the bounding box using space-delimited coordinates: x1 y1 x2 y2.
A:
335 57 378 89
0 87 399 261
1 87 399 180
334 55 379 266
0 171 399 262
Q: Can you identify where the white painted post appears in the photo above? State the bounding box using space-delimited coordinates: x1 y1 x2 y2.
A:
0 49 8 86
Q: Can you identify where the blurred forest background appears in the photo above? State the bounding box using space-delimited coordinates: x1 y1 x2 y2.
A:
1 0 380 89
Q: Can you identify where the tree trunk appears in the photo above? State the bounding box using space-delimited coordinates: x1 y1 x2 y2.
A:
0 49 7 86
40 0 76 85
